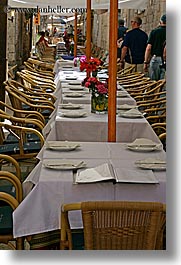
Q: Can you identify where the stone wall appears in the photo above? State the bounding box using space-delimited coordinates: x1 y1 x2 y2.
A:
7 12 31 67
92 0 166 51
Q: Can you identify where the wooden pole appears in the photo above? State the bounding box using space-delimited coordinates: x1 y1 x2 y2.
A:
0 0 8 108
86 0 91 77
74 11 78 58
108 0 118 142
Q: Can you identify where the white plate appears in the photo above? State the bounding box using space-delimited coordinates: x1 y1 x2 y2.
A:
61 111 87 118
117 104 137 110
43 159 86 170
59 103 83 110
62 66 74 69
127 145 162 152
65 77 77 80
127 138 161 151
118 109 143 118
117 91 128 97
68 85 85 91
135 158 166 171
68 80 82 85
45 141 81 151
64 92 85 98
63 71 74 74
118 112 143 118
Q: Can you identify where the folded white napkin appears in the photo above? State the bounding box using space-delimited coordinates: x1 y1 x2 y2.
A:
43 159 85 169
61 111 87 118
125 108 142 115
117 104 137 110
128 138 158 147
46 141 80 148
117 91 128 97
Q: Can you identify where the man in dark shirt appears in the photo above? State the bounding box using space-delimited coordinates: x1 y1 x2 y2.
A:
120 16 148 72
117 19 127 58
144 14 166 80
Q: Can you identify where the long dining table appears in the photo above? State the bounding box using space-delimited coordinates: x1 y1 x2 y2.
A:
43 67 160 144
43 103 160 143
12 61 166 239
13 141 166 238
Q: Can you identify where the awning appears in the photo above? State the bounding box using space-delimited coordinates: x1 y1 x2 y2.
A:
9 0 148 10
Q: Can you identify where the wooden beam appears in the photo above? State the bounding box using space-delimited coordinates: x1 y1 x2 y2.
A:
86 0 91 77
74 11 78 58
0 0 8 107
108 0 118 142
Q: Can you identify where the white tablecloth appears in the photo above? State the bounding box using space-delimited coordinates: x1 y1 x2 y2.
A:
13 142 166 238
43 104 160 143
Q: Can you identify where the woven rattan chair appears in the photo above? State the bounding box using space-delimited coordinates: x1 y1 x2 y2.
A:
0 171 23 202
134 91 166 103
27 58 54 72
0 192 24 249
4 86 54 120
0 122 44 160
0 100 45 125
6 80 56 104
60 201 166 250
0 109 44 131
24 61 55 78
0 154 21 181
117 65 136 75
151 122 166 137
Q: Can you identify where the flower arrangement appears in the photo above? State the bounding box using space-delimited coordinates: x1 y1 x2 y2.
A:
82 77 108 95
82 77 108 113
79 57 102 73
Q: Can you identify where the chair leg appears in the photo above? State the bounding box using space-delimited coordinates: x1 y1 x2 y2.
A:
17 237 24 250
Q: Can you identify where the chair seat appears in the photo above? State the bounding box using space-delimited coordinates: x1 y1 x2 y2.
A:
0 185 16 198
0 205 13 235
0 141 42 155
4 133 40 143
60 55 74 60
22 104 52 116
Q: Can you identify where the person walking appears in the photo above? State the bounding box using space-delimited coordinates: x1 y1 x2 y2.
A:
143 14 166 80
36 31 49 47
119 16 148 72
117 19 127 59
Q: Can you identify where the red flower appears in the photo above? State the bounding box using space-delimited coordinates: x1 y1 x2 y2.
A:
80 57 102 73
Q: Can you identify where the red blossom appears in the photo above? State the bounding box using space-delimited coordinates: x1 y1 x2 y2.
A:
80 57 102 72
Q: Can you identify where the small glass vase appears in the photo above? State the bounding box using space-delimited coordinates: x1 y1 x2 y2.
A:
91 93 108 114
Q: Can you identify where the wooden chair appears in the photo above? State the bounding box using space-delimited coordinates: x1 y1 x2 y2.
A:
128 79 166 98
4 86 55 120
6 80 56 104
21 69 54 82
16 71 56 93
151 122 166 137
118 74 146 85
158 133 166 151
0 192 24 249
24 61 55 78
27 58 54 72
60 201 166 250
0 109 44 131
0 171 23 202
123 80 156 91
117 65 136 75
137 98 166 113
134 91 166 102
0 101 45 126
0 122 44 160
146 114 166 125
0 154 21 181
